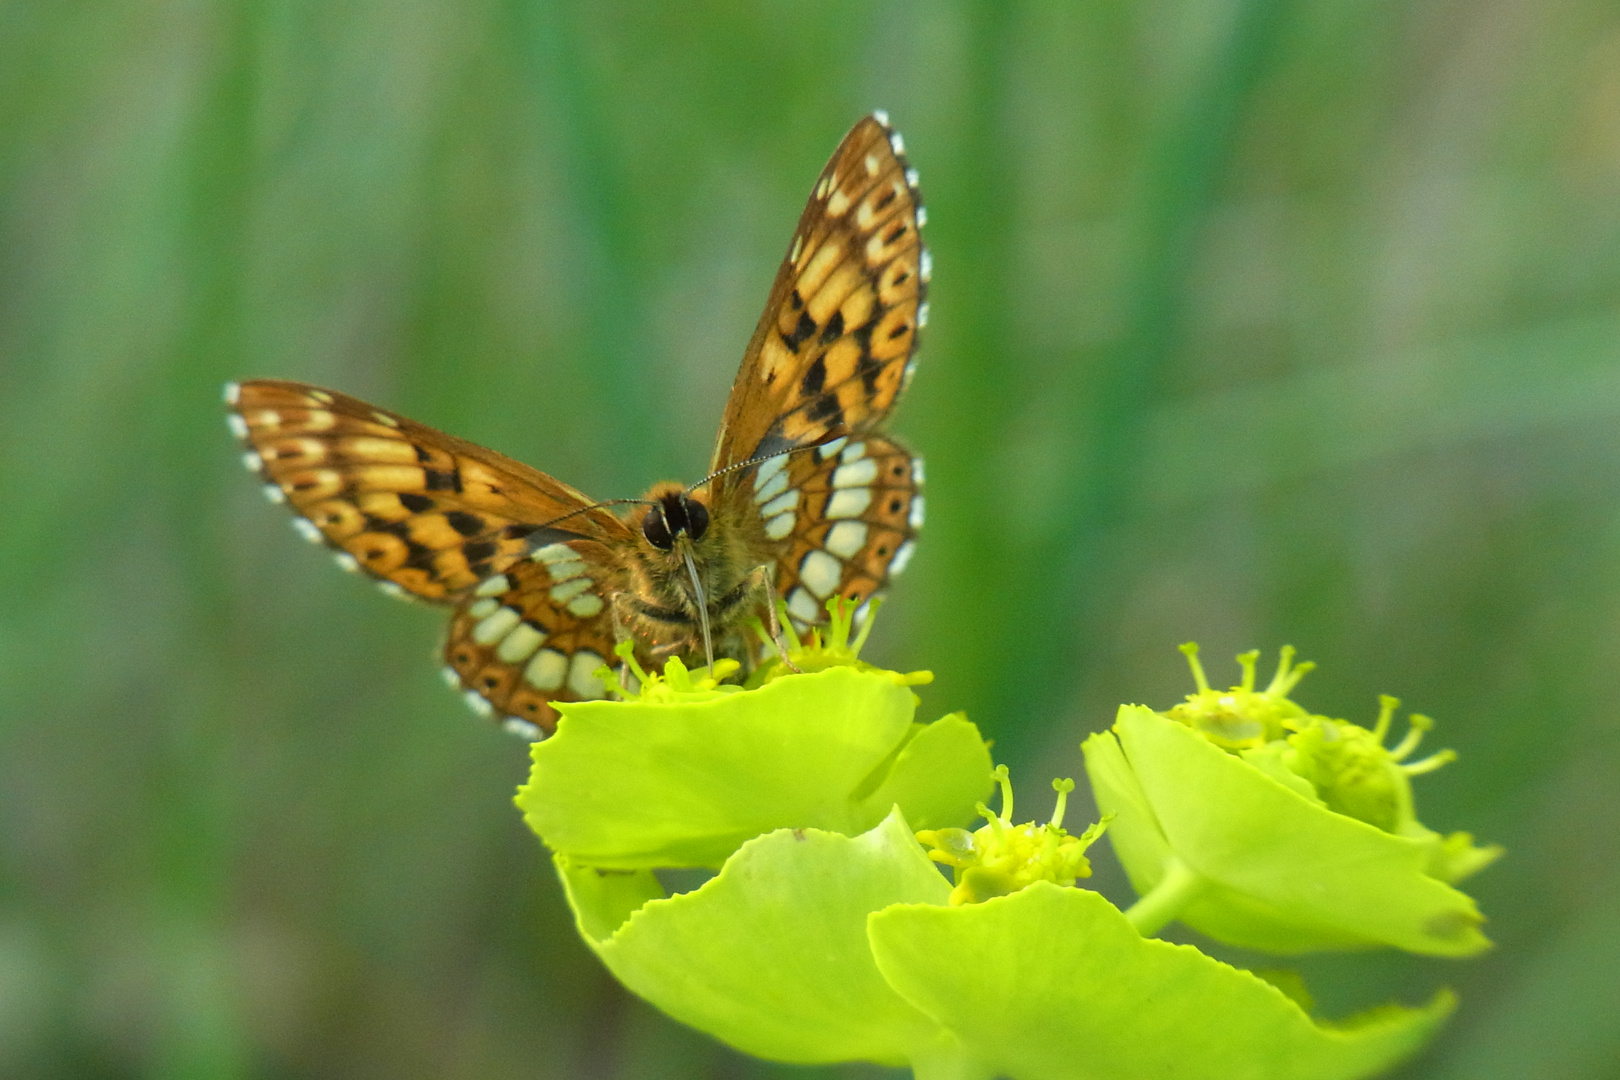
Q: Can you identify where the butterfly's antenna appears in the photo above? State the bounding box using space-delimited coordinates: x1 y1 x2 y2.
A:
533 498 653 533
684 441 829 495
675 536 715 670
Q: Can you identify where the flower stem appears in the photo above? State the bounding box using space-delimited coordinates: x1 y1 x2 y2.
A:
1123 855 1210 937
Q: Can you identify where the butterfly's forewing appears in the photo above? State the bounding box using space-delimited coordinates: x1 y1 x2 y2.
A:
227 380 634 602
739 434 923 634
710 113 928 475
442 551 621 736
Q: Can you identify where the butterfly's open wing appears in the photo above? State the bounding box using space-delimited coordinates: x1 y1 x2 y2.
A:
227 380 635 602
737 434 923 634
709 113 928 475
442 550 622 737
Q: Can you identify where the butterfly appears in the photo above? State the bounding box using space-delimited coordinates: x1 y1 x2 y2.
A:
226 112 928 739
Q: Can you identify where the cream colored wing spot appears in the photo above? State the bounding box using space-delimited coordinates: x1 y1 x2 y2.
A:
307 389 334 405
463 689 495 717
440 666 462 689
376 581 407 599
333 552 361 573
261 483 286 504
760 491 797 518
567 593 604 618
786 586 820 626
226 413 249 439
472 606 522 646
754 454 787 492
799 550 843 599
532 542 578 564
291 518 324 544
889 131 905 155
825 521 869 559
918 301 930 328
833 459 878 488
549 578 592 604
919 249 933 282
755 469 790 504
567 651 607 699
242 451 263 472
909 495 926 528
840 441 867 463
503 717 542 740
789 235 803 263
911 458 926 484
467 597 499 619
474 574 511 597
816 436 848 461
889 539 917 576
495 621 546 664
825 488 871 519
525 648 568 691
547 558 589 582
223 381 241 405
764 512 796 541
370 411 400 428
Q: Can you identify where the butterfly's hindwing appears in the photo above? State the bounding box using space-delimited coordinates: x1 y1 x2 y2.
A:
228 380 631 602
711 114 928 474
443 551 620 736
741 435 922 633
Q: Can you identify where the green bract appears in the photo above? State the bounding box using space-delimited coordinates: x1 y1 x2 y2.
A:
558 810 962 1068
561 811 1452 1080
516 601 995 869
870 884 1454 1080
1086 702 1495 955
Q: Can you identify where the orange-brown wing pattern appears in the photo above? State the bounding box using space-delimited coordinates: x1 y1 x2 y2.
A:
226 379 633 602
710 113 928 478
733 433 922 634
442 550 621 738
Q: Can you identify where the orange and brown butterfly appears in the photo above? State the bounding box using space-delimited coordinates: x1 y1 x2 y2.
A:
225 112 928 739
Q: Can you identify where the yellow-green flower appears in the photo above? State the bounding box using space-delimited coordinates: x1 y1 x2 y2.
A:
916 766 1108 905
1083 645 1502 955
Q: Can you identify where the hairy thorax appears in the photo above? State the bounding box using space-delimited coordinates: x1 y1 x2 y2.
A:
618 481 773 664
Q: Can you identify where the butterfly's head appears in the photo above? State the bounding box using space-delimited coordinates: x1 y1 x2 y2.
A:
640 488 710 552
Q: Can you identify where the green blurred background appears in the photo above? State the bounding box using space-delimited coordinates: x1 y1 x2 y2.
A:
4 1 1619 1077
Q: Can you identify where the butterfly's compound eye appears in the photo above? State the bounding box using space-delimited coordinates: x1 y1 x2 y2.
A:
683 497 710 541
642 505 673 550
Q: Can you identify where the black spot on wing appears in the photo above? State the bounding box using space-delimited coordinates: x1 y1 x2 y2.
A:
808 395 843 424
783 310 818 351
818 311 844 344
445 510 484 536
424 468 462 493
399 493 434 513
464 540 497 563
800 356 827 398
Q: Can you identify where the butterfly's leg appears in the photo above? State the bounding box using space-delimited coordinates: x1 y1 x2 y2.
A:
743 564 802 673
608 593 639 691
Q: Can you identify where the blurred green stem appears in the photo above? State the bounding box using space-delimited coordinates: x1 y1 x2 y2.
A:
1124 856 1210 938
